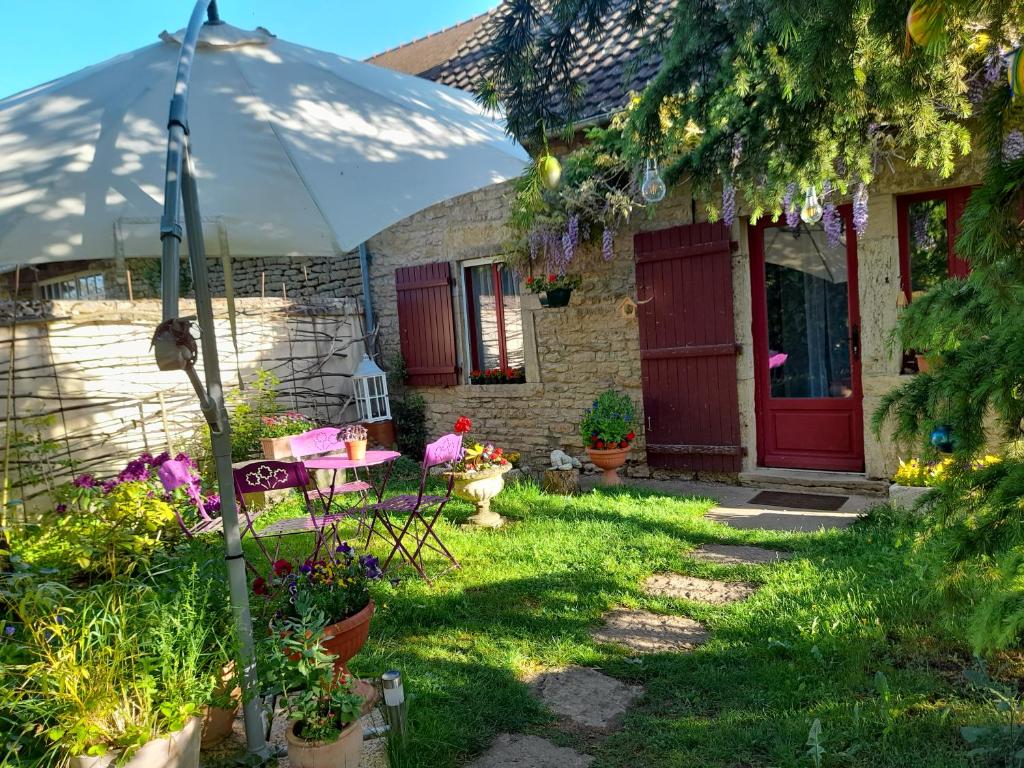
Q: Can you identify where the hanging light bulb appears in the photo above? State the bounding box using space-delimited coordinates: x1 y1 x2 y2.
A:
641 158 667 203
800 186 823 224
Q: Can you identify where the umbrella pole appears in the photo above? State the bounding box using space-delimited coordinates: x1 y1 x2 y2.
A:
180 138 269 759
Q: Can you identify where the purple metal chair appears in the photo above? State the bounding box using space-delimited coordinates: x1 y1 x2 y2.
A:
233 459 333 563
289 426 372 504
363 433 463 584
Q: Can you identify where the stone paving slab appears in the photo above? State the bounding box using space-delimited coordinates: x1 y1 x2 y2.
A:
466 734 594 767
690 544 793 565
706 506 858 532
644 573 757 604
527 666 643 730
591 609 709 653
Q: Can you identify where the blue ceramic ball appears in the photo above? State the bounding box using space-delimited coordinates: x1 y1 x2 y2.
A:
930 425 955 454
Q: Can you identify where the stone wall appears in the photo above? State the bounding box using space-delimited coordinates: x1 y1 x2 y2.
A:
368 157 986 481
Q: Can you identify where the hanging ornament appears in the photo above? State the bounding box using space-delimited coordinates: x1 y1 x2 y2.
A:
538 154 562 190
929 424 955 454
906 0 945 47
800 186 823 224
641 158 667 204
1008 48 1024 100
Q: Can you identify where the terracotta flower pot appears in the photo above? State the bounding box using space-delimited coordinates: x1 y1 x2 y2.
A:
363 419 396 449
260 435 294 460
445 464 511 528
285 719 363 768
322 600 375 676
201 662 240 749
587 446 630 485
344 439 367 462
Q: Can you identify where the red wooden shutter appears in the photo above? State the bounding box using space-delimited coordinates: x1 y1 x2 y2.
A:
634 223 743 472
946 186 973 278
395 262 459 386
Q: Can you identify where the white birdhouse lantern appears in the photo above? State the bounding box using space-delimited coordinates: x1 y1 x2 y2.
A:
353 354 391 423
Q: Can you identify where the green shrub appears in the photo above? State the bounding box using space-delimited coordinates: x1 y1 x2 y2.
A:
579 389 637 448
393 392 427 460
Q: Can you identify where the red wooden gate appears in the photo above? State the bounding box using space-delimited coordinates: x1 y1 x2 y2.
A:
634 223 743 472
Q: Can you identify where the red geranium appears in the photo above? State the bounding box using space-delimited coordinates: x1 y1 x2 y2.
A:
626 431 635 441
526 276 534 285
454 416 472 435
596 440 605 449
273 559 292 577
547 273 557 282
252 577 267 595
619 441 628 449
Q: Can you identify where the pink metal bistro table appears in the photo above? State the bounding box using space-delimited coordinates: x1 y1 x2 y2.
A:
303 450 401 551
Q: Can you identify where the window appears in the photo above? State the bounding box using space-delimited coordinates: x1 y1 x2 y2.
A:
463 261 525 383
38 272 106 300
897 186 973 304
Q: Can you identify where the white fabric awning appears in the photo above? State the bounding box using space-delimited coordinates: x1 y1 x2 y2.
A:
0 22 528 267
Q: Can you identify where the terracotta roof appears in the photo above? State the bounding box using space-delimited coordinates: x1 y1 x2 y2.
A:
367 0 671 123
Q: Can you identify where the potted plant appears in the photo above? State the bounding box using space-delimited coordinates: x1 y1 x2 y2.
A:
442 416 512 528
469 366 526 385
580 390 637 485
257 547 383 686
889 454 1000 510
200 661 240 749
339 424 368 461
267 613 365 768
525 273 582 308
258 412 317 460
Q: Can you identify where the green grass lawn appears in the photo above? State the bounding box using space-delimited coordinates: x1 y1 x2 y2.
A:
247 472 1001 768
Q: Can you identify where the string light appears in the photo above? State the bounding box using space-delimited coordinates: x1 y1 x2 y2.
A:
800 186 823 224
641 158 666 203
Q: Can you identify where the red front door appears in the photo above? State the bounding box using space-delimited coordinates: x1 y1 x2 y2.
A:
749 208 864 472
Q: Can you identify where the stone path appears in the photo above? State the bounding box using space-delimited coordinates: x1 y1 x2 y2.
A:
528 667 644 730
591 608 710 653
466 734 594 767
691 543 794 565
644 573 757 604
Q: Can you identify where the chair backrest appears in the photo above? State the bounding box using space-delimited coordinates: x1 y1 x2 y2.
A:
423 433 463 469
233 460 311 496
289 427 344 459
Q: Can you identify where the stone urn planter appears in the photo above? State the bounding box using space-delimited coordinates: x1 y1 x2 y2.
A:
445 464 512 528
889 483 932 511
285 719 363 768
72 717 202 768
587 446 630 486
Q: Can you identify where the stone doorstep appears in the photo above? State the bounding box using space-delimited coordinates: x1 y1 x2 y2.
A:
738 468 890 497
689 544 794 566
705 507 858 532
465 734 594 768
591 609 710 654
527 667 644 731
644 573 758 604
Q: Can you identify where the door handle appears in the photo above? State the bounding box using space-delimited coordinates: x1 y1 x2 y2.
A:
851 325 861 361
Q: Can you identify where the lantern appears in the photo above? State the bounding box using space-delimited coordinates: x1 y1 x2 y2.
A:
930 424 955 454
352 354 391 423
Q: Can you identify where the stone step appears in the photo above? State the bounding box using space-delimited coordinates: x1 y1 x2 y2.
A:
739 468 889 497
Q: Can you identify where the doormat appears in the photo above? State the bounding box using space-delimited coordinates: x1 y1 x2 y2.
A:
748 490 848 511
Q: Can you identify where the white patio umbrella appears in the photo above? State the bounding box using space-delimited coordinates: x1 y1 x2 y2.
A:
0 2 527 758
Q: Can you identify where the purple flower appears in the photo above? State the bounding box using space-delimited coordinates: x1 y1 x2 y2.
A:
722 183 736 227
174 452 198 470
853 183 869 237
299 563 313 575
784 183 799 229
336 542 355 559
55 503 67 514
360 554 384 580
204 494 221 513
823 203 842 248
528 228 541 262
601 227 615 261
117 458 149 483
73 474 97 488
150 451 171 467
1003 130 1024 162
561 215 579 266
101 479 118 493
3 625 14 637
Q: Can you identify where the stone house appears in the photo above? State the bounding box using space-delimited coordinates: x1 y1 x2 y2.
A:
364 5 984 486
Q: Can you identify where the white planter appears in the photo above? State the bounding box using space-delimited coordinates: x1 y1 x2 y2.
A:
446 465 511 528
889 483 932 511
71 717 201 768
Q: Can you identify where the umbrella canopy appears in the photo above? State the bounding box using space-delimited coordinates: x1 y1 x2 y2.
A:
0 22 527 267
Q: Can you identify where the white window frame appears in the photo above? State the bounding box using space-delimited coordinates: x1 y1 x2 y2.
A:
457 256 527 384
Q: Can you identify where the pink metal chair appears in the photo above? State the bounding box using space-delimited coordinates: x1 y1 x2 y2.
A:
289 426 372 505
233 459 335 563
363 433 463 584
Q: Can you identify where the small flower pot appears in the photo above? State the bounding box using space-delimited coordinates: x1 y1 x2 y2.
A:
344 439 367 462
285 719 363 768
544 288 573 308
445 465 512 527
587 446 630 485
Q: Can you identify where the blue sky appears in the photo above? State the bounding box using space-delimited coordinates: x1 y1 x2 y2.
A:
0 0 495 99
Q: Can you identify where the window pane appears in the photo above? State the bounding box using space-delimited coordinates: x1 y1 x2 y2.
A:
763 224 852 399
906 199 948 298
499 267 524 370
468 265 501 370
